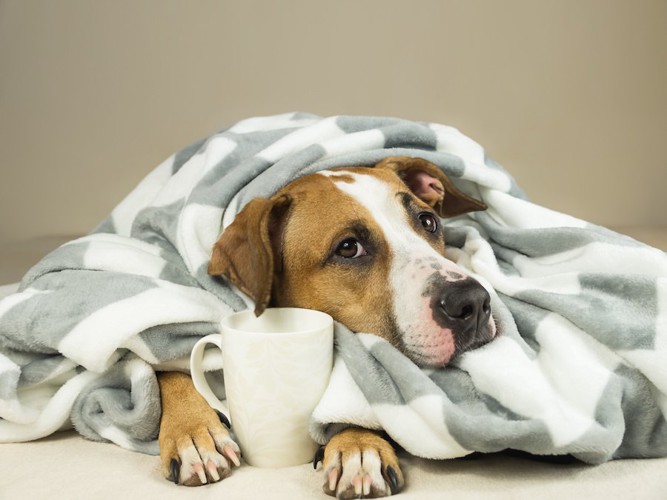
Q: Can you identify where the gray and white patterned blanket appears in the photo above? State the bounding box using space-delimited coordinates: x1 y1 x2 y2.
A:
1 113 666 463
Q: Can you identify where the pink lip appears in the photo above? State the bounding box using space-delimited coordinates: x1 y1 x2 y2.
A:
405 309 456 368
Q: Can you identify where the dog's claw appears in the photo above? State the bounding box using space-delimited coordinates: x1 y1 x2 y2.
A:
206 459 221 482
363 474 373 496
313 446 325 469
216 411 231 429
328 468 339 493
385 465 399 494
222 444 241 467
193 462 208 484
170 459 180 485
352 474 363 496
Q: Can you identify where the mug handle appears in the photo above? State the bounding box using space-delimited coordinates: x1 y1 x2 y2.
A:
190 334 229 416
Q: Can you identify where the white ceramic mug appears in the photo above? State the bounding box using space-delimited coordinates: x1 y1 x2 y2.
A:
190 307 334 468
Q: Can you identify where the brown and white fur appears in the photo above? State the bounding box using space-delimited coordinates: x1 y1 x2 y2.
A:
157 156 496 498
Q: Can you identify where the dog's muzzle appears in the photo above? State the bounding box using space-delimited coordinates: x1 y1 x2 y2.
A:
429 276 494 354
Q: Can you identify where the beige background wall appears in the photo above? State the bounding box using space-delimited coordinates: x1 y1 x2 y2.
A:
1 0 666 246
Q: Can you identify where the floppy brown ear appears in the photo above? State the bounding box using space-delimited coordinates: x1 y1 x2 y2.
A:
376 156 487 217
208 195 291 316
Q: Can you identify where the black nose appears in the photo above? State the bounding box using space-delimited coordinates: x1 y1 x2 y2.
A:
437 279 491 336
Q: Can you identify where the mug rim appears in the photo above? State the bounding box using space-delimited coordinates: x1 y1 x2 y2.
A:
220 307 333 337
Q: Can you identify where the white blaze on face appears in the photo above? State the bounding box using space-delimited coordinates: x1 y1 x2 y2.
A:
323 170 475 367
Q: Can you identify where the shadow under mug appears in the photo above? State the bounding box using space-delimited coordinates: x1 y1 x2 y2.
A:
190 307 334 467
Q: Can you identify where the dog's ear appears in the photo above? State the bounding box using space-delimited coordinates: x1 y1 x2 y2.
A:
376 156 487 217
208 194 291 316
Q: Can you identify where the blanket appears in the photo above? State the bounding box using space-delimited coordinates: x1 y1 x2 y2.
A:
1 112 666 463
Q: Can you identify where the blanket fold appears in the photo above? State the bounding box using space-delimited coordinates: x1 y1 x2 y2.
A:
1 112 666 464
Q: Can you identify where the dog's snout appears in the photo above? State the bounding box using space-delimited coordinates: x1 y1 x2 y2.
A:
429 277 493 354
438 281 491 332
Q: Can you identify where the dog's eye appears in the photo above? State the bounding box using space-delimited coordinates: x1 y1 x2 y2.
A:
419 213 439 233
335 238 367 259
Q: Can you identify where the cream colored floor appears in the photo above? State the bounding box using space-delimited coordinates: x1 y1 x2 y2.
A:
1 428 666 500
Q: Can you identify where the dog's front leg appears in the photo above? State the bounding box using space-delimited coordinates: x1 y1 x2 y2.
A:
316 427 405 498
157 371 241 486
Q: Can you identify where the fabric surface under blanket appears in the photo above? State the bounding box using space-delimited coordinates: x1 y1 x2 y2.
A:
1 112 666 464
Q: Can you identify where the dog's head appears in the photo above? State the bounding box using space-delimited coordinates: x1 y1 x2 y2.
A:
209 156 496 367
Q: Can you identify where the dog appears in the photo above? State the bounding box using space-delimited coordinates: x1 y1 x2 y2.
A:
156 156 496 498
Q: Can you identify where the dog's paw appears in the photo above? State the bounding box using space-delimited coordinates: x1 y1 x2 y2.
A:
315 428 404 498
159 409 241 486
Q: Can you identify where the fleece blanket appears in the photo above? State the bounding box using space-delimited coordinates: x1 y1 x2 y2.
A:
1 113 666 463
